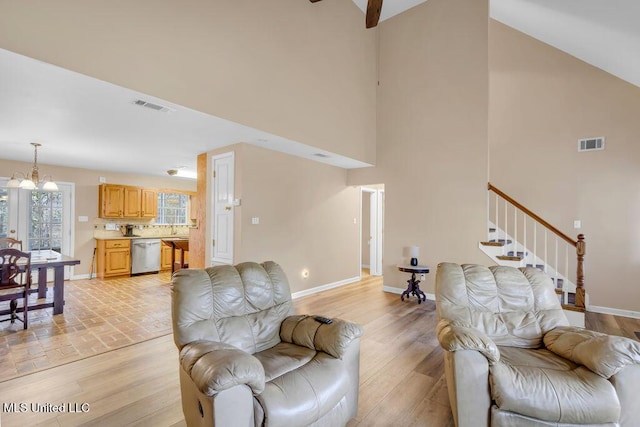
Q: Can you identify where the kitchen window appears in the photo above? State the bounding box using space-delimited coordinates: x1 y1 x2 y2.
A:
156 192 189 225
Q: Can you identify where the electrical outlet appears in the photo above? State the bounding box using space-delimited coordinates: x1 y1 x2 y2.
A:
420 274 426 281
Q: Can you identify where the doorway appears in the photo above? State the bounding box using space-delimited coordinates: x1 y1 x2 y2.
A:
0 179 75 278
361 186 384 277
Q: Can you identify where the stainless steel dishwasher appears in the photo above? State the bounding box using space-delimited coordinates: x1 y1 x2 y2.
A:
131 238 161 275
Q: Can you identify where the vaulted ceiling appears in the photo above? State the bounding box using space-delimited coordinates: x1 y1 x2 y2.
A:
0 1 638 178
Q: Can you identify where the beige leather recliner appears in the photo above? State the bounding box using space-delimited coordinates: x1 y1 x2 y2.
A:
171 261 363 427
435 263 640 427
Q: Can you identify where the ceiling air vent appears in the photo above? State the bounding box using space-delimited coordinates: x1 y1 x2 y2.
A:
578 137 605 152
133 99 174 113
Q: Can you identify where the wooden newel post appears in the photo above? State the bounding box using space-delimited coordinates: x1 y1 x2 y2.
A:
575 234 586 309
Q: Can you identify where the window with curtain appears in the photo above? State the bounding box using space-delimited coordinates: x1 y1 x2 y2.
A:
156 193 189 225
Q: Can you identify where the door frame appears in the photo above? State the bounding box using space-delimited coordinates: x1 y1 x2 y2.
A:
1 178 76 279
360 187 384 277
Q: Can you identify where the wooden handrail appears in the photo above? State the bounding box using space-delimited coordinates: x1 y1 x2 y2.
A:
488 182 586 309
488 183 576 246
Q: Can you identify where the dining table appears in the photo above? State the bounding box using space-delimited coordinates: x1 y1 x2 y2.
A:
5 250 81 315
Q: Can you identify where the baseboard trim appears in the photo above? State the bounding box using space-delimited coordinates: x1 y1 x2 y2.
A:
72 273 91 280
588 305 640 320
361 264 370 269
292 276 360 299
382 286 435 301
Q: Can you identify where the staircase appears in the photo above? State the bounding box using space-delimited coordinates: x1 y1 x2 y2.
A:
479 183 587 327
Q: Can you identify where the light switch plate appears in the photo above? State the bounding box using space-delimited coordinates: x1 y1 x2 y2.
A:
251 217 259 225
574 220 581 229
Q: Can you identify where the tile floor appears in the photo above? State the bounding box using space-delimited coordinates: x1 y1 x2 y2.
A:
0 272 173 382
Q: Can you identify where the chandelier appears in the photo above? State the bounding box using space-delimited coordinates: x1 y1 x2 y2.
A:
6 142 59 191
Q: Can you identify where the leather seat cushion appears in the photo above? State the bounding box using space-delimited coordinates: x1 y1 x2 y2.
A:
254 342 316 382
490 347 621 424
255 352 350 427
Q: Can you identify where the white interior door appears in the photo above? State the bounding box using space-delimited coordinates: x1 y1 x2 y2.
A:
361 187 384 277
212 152 234 265
369 191 378 274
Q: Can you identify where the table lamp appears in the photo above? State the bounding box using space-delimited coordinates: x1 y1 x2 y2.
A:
409 246 419 266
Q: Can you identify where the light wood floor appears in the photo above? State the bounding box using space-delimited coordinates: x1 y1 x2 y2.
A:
0 272 638 426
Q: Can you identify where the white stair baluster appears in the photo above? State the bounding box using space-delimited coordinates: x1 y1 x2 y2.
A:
555 237 559 289
514 208 518 260
504 199 508 254
523 215 527 265
533 222 537 268
495 194 499 240
544 231 548 273
565 245 569 292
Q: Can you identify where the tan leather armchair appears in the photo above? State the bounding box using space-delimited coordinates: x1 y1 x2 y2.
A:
171 261 363 427
435 263 640 427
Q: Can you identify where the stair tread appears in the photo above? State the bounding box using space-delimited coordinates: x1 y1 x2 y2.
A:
480 241 504 247
496 255 522 261
562 304 586 313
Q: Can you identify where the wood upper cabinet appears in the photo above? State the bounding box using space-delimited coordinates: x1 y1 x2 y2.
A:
100 184 125 218
123 186 141 217
99 184 157 218
96 239 131 278
140 188 158 218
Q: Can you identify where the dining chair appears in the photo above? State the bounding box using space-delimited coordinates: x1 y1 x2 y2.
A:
0 248 32 329
0 237 23 250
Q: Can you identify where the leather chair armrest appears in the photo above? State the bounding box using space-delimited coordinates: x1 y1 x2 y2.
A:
436 319 500 364
280 315 364 359
180 340 265 396
544 326 640 378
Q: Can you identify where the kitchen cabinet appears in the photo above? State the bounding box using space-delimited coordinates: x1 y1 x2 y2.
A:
160 242 173 270
123 186 141 217
96 239 131 278
100 184 125 218
140 188 158 218
160 242 189 271
99 184 157 218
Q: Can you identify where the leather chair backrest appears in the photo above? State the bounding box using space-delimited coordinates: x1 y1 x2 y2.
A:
171 261 294 354
435 263 570 348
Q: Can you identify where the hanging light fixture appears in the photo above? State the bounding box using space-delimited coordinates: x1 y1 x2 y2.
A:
6 142 58 191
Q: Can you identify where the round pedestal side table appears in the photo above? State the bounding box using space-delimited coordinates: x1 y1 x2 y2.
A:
397 264 430 304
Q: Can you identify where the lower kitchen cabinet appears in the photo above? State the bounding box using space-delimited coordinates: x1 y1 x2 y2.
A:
96 239 131 278
160 243 173 271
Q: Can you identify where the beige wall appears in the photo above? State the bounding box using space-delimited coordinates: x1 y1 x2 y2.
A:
0 0 377 165
489 20 640 312
348 0 490 294
201 143 360 293
0 159 195 276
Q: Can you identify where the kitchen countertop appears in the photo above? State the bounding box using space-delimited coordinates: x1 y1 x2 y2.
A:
94 235 189 240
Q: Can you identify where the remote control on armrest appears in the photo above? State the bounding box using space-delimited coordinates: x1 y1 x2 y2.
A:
314 316 333 324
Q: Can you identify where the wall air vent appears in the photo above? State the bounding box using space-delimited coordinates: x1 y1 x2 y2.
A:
132 99 175 113
578 137 605 152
